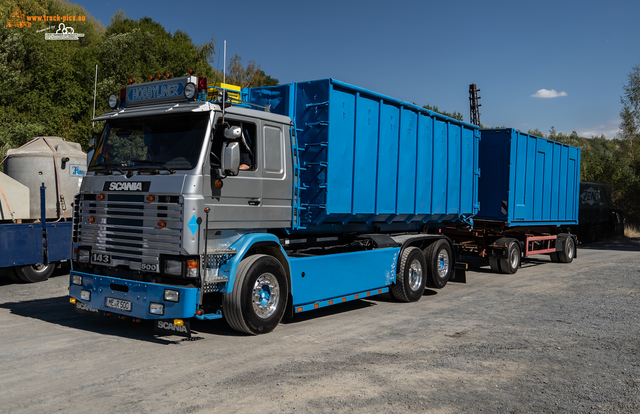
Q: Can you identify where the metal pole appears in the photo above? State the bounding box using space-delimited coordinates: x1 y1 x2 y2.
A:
92 64 98 130
222 40 226 121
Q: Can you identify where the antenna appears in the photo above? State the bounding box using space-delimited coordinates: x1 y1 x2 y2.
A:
222 40 227 121
92 64 98 130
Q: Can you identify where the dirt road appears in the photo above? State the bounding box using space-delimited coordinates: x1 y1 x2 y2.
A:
1 238 639 413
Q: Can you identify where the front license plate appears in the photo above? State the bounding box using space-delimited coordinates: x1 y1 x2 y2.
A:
91 253 112 265
105 297 132 312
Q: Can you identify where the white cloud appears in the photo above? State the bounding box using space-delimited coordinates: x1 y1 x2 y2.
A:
531 89 568 98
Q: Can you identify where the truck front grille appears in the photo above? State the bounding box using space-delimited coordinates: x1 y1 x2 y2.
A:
74 193 183 265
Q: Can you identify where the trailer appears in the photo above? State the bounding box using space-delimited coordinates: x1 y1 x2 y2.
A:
0 137 86 283
444 128 581 273
69 75 479 336
577 182 623 242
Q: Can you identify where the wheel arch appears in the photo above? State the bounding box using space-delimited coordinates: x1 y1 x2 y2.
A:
222 234 291 295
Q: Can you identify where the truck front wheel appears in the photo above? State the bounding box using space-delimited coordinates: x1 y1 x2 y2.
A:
223 255 288 335
11 263 55 283
390 247 426 302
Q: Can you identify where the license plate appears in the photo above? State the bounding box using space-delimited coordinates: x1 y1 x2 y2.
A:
92 253 112 265
105 297 132 312
140 263 159 272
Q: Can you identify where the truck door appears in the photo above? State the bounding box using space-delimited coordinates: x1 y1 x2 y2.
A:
206 116 263 228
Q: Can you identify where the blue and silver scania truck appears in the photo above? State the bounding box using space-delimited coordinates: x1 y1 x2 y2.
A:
68 75 480 336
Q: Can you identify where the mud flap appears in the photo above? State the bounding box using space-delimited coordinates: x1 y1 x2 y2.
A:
450 262 467 283
74 301 101 317
154 319 191 338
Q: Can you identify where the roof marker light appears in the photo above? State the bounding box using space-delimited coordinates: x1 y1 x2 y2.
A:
164 72 172 79
155 73 162 80
188 68 196 75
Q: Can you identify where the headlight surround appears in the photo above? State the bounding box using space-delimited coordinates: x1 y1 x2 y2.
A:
108 93 120 109
184 82 197 100
80 290 91 301
164 289 180 302
72 274 83 286
149 303 164 315
164 260 182 276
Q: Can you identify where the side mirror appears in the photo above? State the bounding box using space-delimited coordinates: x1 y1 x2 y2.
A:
224 126 242 139
88 138 95 148
221 142 240 176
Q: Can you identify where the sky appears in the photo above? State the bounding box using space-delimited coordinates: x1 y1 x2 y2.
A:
74 0 639 139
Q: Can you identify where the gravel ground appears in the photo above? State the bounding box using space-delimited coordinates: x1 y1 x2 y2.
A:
0 237 638 413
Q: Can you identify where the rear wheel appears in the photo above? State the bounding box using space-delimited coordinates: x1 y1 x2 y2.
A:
390 247 426 302
557 237 576 263
424 240 453 289
223 255 288 335
12 263 55 283
498 239 521 274
488 257 500 272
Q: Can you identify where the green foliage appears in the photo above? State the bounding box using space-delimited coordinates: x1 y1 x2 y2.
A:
421 104 463 121
0 2 275 156
226 54 279 88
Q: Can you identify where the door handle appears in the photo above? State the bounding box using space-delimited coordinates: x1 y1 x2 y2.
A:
248 199 261 206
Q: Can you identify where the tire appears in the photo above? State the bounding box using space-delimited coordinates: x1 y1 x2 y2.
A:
424 240 453 289
557 236 576 263
498 239 521 274
12 263 55 283
390 247 426 302
223 255 288 335
6 268 25 284
550 252 560 263
488 257 500 272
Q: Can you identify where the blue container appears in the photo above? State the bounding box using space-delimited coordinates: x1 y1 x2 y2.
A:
476 129 581 226
248 79 480 229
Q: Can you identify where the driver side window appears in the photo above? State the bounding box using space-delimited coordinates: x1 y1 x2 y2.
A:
214 119 257 172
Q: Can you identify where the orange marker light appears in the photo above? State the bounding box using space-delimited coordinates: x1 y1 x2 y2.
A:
88 217 95 223
296 307 303 312
355 294 359 299
186 260 198 269
97 194 105 200
328 300 333 305
146 195 155 202
157 221 166 227
214 179 223 189
164 72 172 79
342 297 346 302
188 68 196 75
148 75 154 81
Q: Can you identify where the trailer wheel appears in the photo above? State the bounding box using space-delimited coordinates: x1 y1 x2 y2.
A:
223 255 288 335
498 239 521 274
488 257 500 272
557 236 576 263
424 240 453 289
550 252 560 263
11 263 55 283
390 247 426 302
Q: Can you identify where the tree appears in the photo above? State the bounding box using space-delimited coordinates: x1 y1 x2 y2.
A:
619 65 640 140
227 54 278 88
421 104 463 121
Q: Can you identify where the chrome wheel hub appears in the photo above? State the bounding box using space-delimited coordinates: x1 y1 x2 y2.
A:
252 273 280 319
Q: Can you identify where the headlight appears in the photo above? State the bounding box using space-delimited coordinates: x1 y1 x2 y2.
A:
72 274 83 285
164 289 180 302
164 260 182 275
184 82 197 100
80 290 91 301
108 93 120 109
77 247 90 263
149 303 164 315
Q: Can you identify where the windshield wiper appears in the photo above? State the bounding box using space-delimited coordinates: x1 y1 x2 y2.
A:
130 159 176 174
92 162 127 175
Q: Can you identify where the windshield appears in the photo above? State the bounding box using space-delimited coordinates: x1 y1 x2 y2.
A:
89 112 209 172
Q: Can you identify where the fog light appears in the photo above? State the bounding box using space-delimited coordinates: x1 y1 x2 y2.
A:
77 248 90 263
164 289 180 302
70 297 76 304
174 319 184 326
165 260 182 275
184 82 197 100
108 93 120 109
149 303 164 315
72 274 83 285
80 290 91 301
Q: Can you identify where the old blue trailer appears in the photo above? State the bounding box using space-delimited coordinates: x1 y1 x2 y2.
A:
444 128 581 274
69 76 480 336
